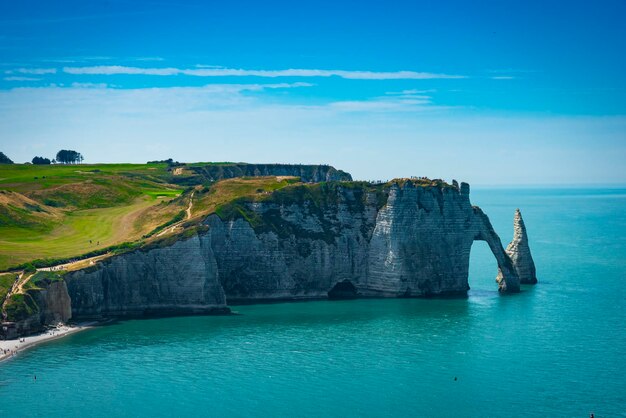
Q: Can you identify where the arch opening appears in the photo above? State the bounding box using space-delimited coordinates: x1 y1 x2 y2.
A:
468 240 500 294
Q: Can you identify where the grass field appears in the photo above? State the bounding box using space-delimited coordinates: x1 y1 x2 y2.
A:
0 163 305 271
0 273 17 304
0 163 187 270
0 196 173 269
191 176 301 217
0 163 171 191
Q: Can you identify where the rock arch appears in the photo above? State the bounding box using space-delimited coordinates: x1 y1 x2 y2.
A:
472 207 521 293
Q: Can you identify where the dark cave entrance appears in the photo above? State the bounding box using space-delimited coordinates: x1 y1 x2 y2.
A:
328 280 358 300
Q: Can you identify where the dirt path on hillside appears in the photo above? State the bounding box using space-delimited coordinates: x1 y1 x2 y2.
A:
38 253 112 273
14 272 33 295
155 191 194 238
186 191 194 219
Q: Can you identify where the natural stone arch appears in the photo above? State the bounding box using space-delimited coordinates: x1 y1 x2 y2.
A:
471 207 520 293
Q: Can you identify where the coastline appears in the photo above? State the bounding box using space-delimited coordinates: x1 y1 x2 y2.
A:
0 322 98 363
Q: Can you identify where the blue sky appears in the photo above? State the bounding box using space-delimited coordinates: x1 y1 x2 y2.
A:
0 0 624 184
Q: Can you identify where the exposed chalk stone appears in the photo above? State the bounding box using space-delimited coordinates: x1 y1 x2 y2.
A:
57 180 528 323
64 235 229 319
503 209 538 285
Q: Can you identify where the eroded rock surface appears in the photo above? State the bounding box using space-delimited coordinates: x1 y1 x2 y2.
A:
5 280 72 336
206 181 520 299
57 180 529 322
502 209 538 285
64 236 228 319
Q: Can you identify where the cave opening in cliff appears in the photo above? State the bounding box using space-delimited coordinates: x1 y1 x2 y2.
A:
328 280 358 300
468 240 499 292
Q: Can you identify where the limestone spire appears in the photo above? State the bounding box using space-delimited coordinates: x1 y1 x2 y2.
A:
505 209 538 284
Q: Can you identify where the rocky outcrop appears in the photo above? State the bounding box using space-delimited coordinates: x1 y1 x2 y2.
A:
499 209 537 285
1 280 72 337
63 236 228 319
174 163 352 186
54 179 530 322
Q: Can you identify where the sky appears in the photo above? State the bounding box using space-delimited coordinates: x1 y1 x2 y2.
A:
0 0 624 185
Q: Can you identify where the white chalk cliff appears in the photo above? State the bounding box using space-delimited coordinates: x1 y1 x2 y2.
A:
56 180 537 322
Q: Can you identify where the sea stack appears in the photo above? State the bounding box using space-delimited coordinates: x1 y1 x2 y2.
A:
504 209 538 284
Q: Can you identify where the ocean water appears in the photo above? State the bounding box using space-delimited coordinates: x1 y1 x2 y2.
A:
1 188 625 417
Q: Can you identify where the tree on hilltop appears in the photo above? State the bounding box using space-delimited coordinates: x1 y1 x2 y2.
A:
32 156 51 165
56 150 84 164
0 152 14 164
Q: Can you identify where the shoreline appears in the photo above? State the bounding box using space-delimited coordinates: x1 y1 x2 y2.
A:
0 321 99 363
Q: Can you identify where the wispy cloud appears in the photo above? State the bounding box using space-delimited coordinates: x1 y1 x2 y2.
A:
386 89 436 95
491 76 515 80
1 83 622 185
325 93 442 113
135 57 165 62
4 76 41 81
327 99 432 112
0 82 314 108
41 58 79 64
5 68 57 75
62 66 465 80
70 82 110 89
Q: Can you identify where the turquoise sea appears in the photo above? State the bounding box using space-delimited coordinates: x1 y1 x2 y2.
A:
1 188 625 417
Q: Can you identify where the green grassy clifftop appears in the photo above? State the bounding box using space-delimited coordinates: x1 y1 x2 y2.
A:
0 162 352 271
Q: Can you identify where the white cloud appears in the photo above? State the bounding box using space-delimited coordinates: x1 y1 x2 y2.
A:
386 89 436 95
64 66 178 76
62 65 465 80
4 76 41 81
70 82 109 89
135 57 165 62
491 76 515 80
326 99 434 112
0 82 314 114
323 92 438 112
41 58 78 63
5 68 57 75
1 83 623 185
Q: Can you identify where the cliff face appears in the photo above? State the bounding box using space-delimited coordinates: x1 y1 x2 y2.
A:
58 180 530 321
64 236 228 319
208 181 520 300
4 280 72 336
180 163 353 184
38 280 72 324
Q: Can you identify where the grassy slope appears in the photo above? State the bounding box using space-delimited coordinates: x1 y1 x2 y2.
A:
0 197 164 268
0 163 185 270
192 176 301 217
0 163 307 271
0 273 16 303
